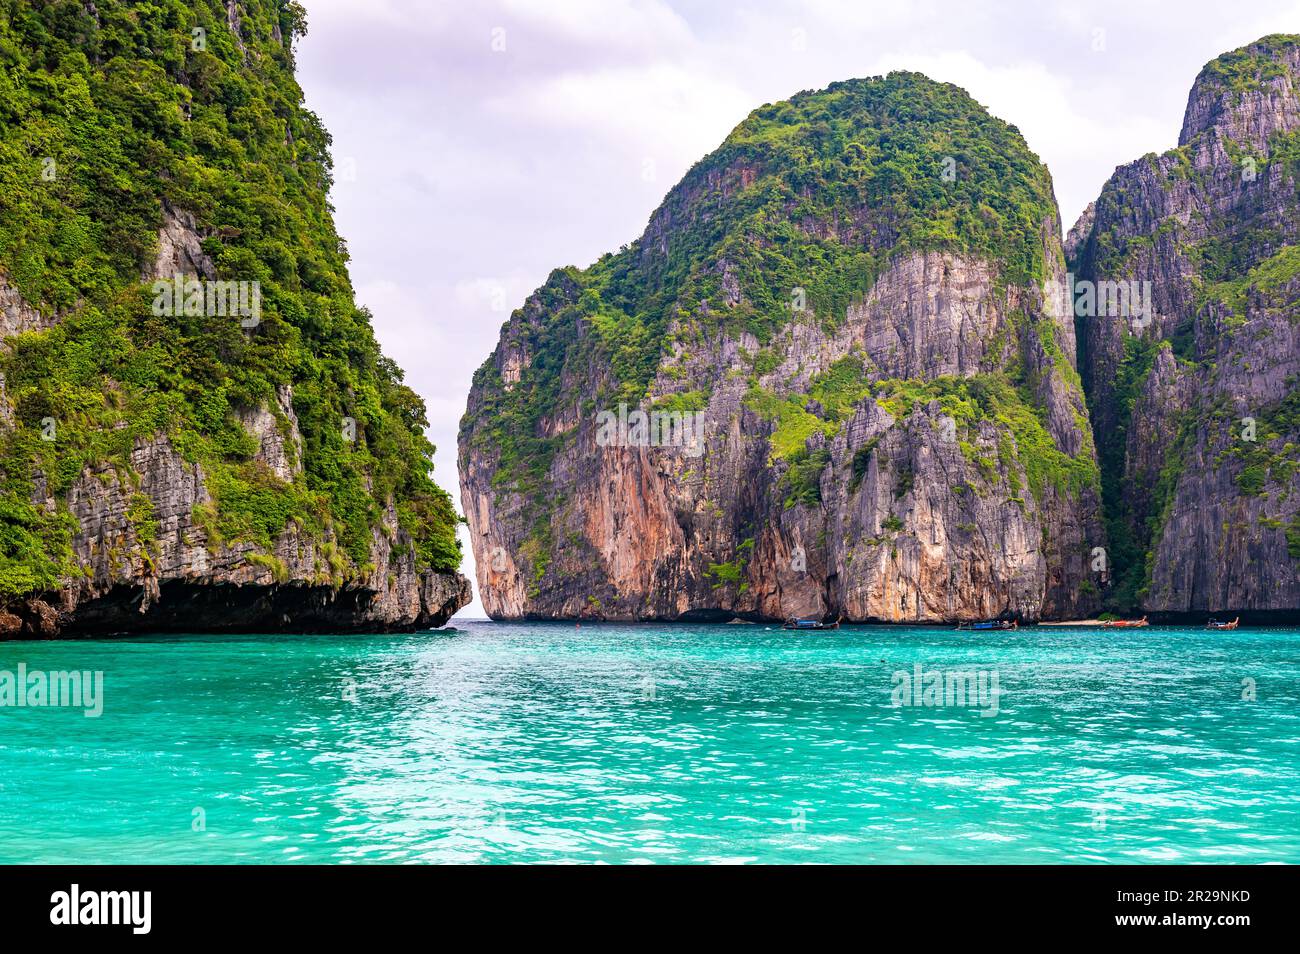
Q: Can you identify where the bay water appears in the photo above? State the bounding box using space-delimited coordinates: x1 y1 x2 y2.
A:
1 621 1296 864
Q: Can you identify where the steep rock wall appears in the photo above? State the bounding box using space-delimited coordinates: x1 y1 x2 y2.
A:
1070 34 1300 615
462 73 1103 622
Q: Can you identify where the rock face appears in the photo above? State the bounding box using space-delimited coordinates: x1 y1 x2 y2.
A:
1069 35 1300 615
0 270 56 428
0 1 469 637
1 431 469 637
462 73 1104 622
149 202 218 282
1 270 56 339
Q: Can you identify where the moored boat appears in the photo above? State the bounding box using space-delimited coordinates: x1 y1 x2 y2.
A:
1101 616 1148 628
782 617 841 631
1206 617 1240 631
956 619 1018 631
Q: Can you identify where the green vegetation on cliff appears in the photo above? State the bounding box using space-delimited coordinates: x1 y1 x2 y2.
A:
747 355 1098 512
1192 33 1300 100
0 0 460 601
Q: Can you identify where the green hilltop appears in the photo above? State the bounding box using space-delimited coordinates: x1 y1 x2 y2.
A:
464 70 1077 502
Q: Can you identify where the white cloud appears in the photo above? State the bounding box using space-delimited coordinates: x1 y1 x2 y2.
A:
795 0 937 31
452 274 538 316
501 0 694 52
492 63 752 170
301 0 453 34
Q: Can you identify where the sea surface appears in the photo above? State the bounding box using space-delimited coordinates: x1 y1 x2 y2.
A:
1 621 1297 864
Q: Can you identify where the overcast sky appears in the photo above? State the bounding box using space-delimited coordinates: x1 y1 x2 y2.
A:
295 0 1299 618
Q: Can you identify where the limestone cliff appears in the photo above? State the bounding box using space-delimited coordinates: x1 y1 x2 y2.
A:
461 73 1103 622
1069 35 1300 616
0 1 469 636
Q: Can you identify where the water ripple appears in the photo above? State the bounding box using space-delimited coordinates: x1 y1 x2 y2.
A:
0 622 1297 863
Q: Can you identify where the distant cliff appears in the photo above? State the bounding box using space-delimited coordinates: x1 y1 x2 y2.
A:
1070 34 1300 616
0 0 470 636
461 72 1103 622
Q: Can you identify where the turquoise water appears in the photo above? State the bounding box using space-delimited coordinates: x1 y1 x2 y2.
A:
1 621 1298 864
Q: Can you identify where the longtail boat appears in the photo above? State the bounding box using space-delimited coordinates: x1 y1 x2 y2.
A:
1206 617 1240 631
1101 616 1148 628
782 617 841 631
